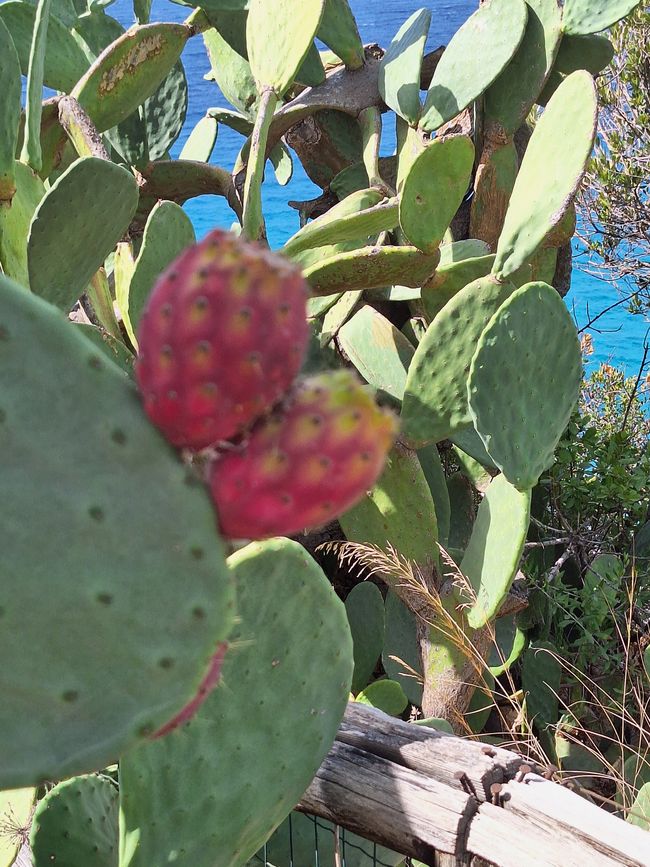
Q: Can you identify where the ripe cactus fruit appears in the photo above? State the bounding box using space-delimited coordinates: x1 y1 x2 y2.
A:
135 229 309 450
209 370 398 540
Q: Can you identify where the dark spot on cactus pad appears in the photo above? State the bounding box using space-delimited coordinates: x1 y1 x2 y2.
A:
280 493 293 505
158 657 175 670
62 690 79 703
167 272 178 282
96 592 113 606
192 606 206 620
111 429 126 445
190 547 204 560
88 506 105 522
138 723 155 737
0 325 9 340
198 268 209 279
88 355 103 369
193 296 209 312
160 302 173 317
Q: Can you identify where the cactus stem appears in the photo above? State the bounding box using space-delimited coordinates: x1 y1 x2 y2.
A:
242 87 278 242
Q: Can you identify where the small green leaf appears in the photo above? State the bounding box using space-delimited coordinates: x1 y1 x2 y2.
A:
357 679 408 717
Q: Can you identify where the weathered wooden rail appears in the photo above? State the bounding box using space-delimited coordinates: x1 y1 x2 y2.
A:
14 702 649 866
297 703 650 867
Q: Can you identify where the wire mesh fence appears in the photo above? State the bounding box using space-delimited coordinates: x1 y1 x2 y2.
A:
251 812 415 867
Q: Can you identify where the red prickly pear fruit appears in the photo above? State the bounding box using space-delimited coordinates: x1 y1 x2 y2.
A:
208 370 398 540
152 642 228 738
135 229 309 450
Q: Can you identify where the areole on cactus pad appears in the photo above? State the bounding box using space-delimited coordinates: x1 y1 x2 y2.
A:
135 229 310 450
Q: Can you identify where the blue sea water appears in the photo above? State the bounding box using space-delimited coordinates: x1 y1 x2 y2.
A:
110 0 648 375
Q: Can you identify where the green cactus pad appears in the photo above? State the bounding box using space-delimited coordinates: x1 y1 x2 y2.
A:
72 23 190 132
304 245 439 296
446 472 475 555
319 289 363 345
143 60 188 161
561 0 641 36
400 136 474 254
340 445 439 570
207 107 254 137
119 538 352 867
554 33 614 76
420 0 528 132
179 115 218 162
417 444 451 547
628 785 650 831
124 199 195 341
30 775 118 867
0 276 234 788
521 642 561 731
459 474 531 629
420 255 495 322
20 0 52 173
438 239 491 265
467 281 582 490
357 679 408 716
203 24 259 118
488 614 527 677
295 40 325 87
379 8 431 125
382 591 423 706
0 787 35 866
345 582 386 693
492 70 597 279
282 189 392 257
450 426 498 471
0 161 44 286
248 812 403 867
27 156 139 311
318 0 364 70
483 0 563 136
401 275 515 448
0 18 21 202
452 443 493 493
247 0 324 96
0 1 89 91
337 305 414 405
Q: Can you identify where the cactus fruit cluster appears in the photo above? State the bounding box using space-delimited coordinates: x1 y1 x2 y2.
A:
0 0 640 862
135 229 396 539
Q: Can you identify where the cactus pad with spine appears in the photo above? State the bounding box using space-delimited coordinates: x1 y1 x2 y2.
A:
492 70 597 279
483 0 563 137
0 18 20 202
0 161 44 286
282 189 393 258
72 23 190 132
304 245 439 296
420 254 495 322
382 591 422 706
0 275 234 787
30 775 118 867
338 305 415 405
124 200 195 341
247 0 324 96
419 0 528 132
561 0 641 35
119 538 353 867
400 136 475 254
203 24 259 119
339 444 438 569
379 8 431 125
467 281 582 490
345 582 385 693
460 474 531 629
401 275 515 448
0 1 89 91
318 0 364 70
27 156 139 311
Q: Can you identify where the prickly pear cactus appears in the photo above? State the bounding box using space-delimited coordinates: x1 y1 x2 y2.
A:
119 538 353 867
0 275 234 787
